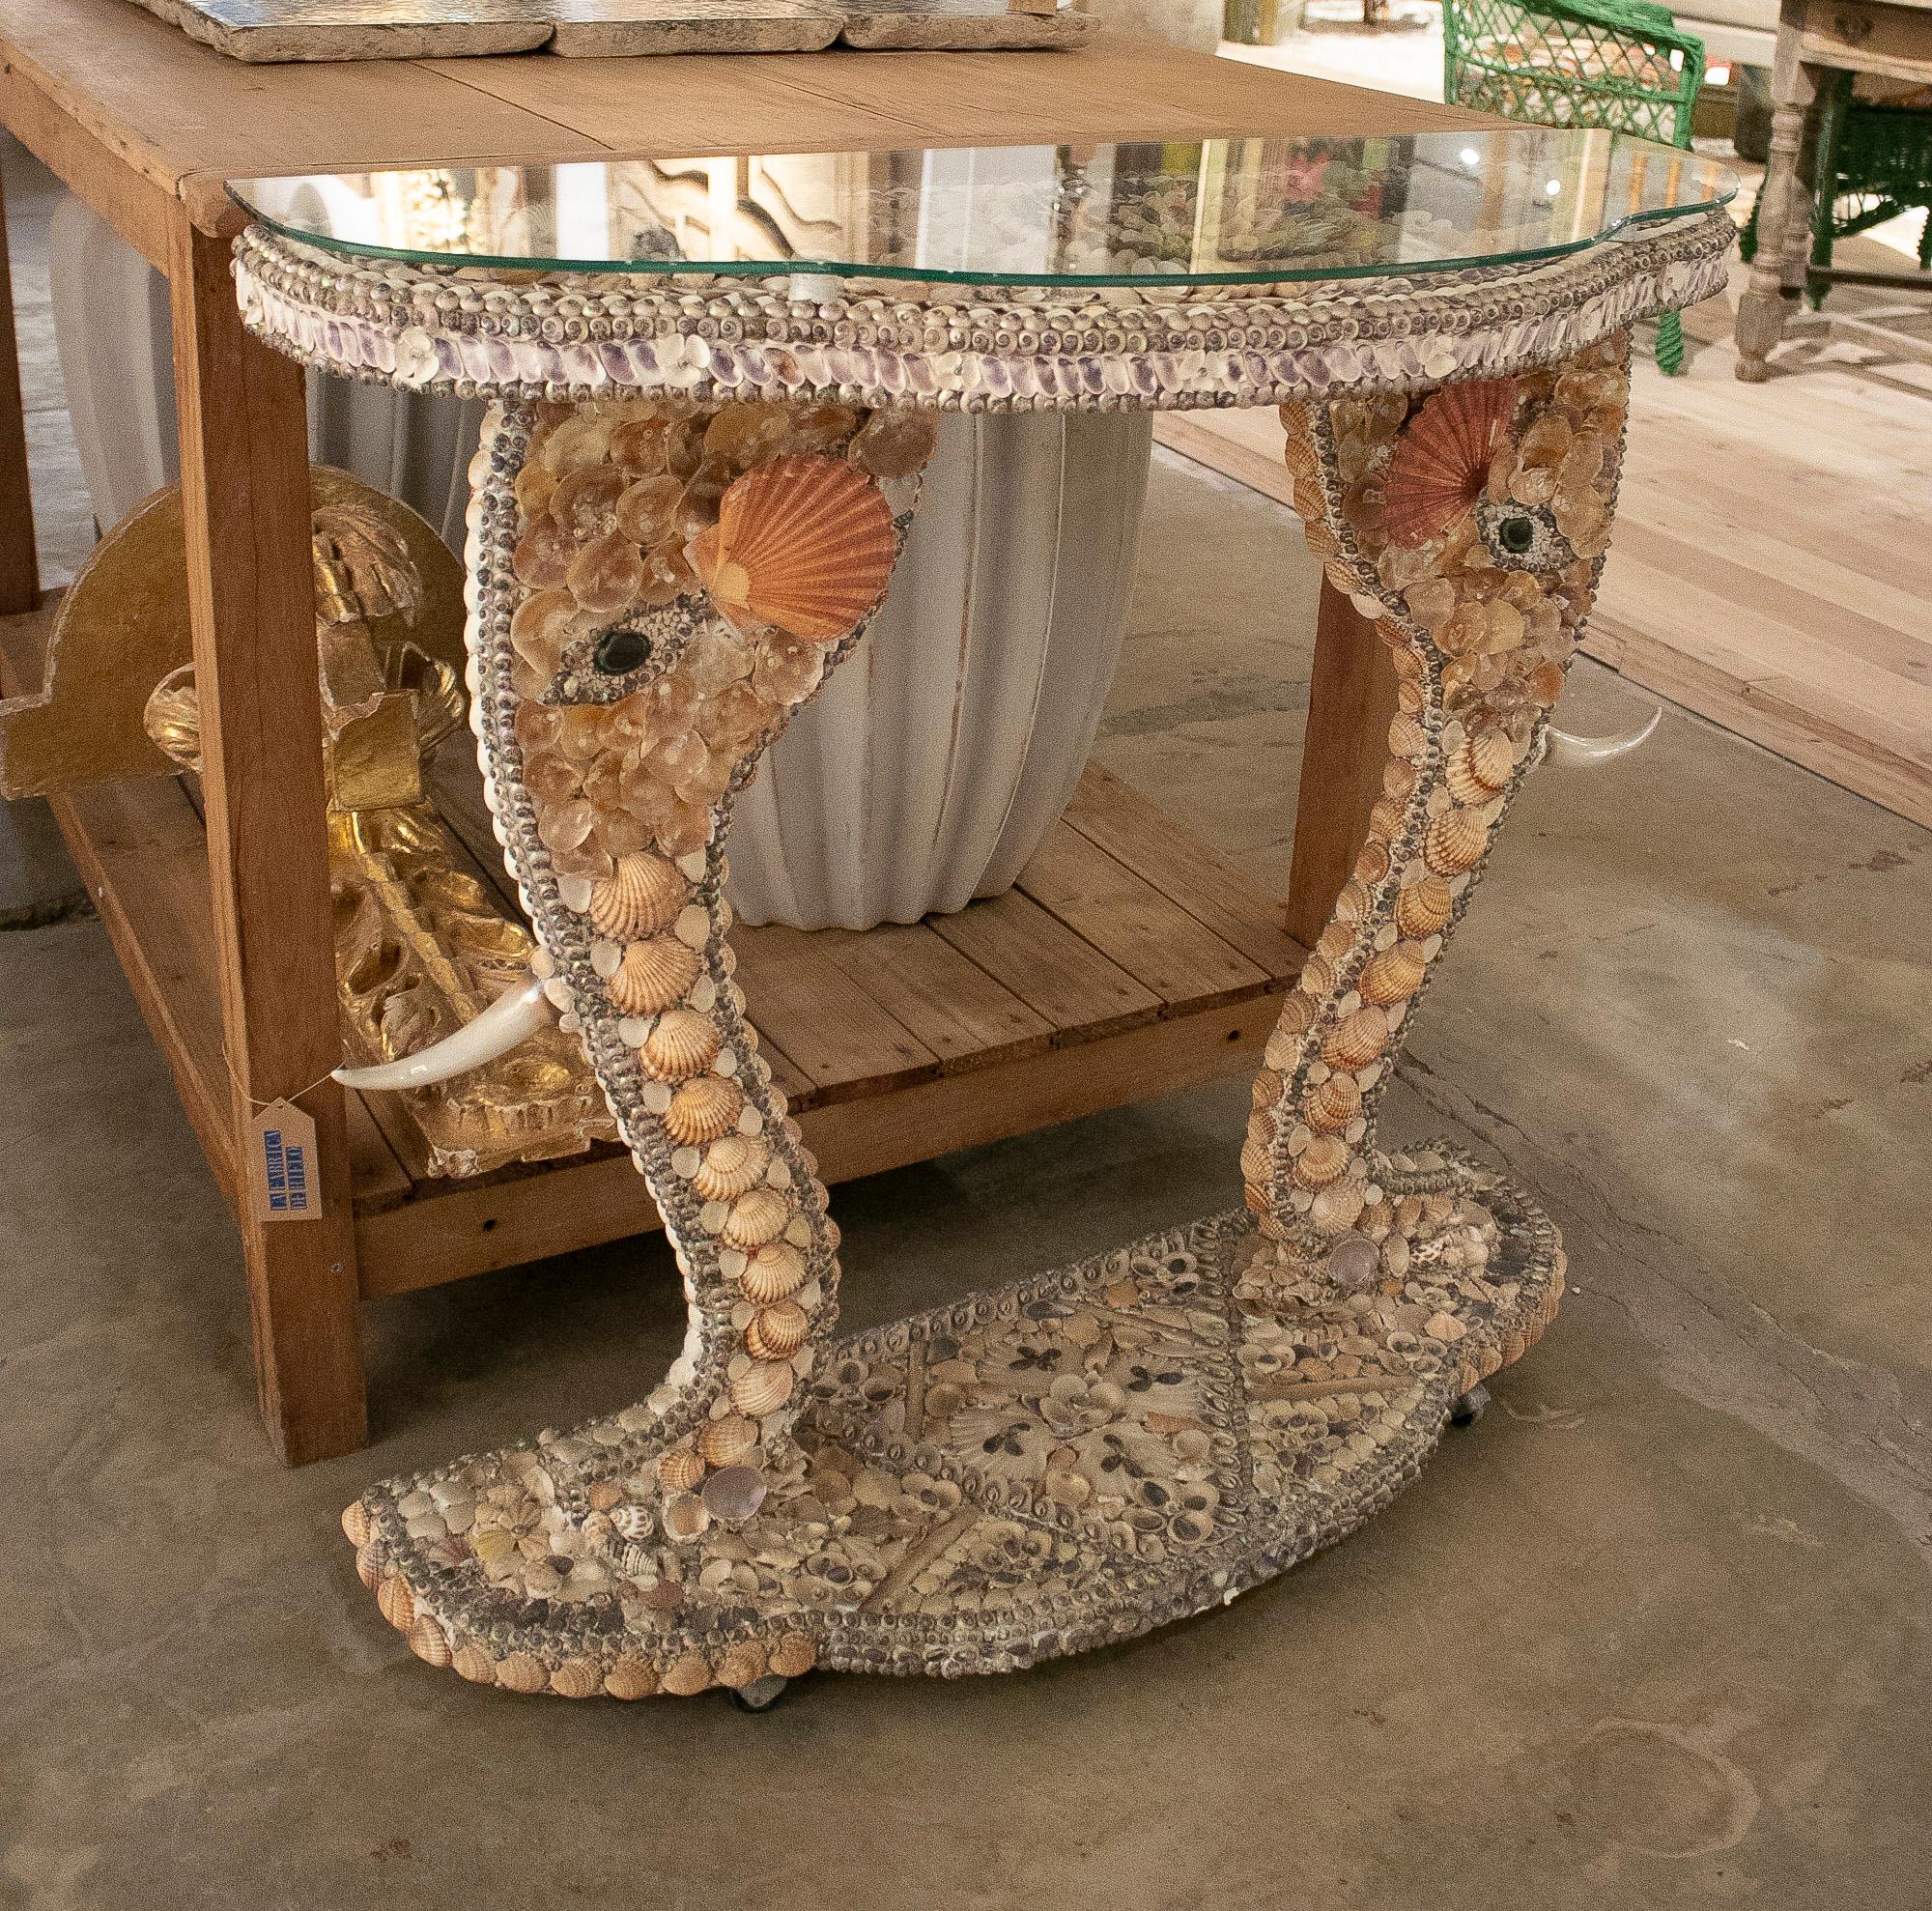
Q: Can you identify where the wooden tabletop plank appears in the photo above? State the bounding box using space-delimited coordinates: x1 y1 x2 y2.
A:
730 920 941 1097
1016 817 1266 1010
2 0 1507 236
0 0 609 228
926 884 1160 1039
814 918 1054 1069
1063 761 1303 978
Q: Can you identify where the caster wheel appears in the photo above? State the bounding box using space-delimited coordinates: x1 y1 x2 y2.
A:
1449 1382 1490 1428
728 1674 791 1713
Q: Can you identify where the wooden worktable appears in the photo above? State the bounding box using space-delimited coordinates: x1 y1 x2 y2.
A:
0 0 1492 1463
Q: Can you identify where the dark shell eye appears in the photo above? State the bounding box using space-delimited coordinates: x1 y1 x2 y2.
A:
593 628 652 675
1498 515 1536 555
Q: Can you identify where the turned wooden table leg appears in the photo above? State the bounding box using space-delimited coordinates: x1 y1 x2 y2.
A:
0 164 40 614
168 216 365 1465
1287 575 1400 948
1736 1 1825 382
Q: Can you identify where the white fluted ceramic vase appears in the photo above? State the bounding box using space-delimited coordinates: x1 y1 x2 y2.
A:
726 410 1152 928
48 197 1151 929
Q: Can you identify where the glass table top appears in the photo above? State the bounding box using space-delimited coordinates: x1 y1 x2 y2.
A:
230 130 1736 290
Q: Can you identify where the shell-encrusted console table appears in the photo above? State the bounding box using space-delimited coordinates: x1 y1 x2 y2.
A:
230 128 1735 1701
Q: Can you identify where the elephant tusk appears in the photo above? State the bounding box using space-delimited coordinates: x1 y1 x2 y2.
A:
332 972 555 1092
1543 706 1662 768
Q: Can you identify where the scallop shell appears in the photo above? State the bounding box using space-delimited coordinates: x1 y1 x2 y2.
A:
551 1658 603 1699
730 1360 795 1418
722 1186 791 1248
1423 811 1490 875
1305 1075 1364 1133
1359 941 1428 1006
745 1298 810 1361
1394 874 1456 938
608 936 700 1016
691 455 896 642
587 852 687 940
692 1133 772 1202
377 1575 415 1632
698 1413 759 1467
405 1613 451 1668
739 1240 807 1302
1384 379 1519 549
664 1075 744 1145
641 1007 722 1082
657 1447 706 1493
604 1656 660 1700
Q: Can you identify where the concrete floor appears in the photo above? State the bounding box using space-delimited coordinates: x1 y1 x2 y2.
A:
4 150 1931 1911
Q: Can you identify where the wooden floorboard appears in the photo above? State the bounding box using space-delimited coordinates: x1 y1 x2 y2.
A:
1150 278 1932 835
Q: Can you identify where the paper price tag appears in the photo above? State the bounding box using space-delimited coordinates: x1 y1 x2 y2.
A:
247 1098 323 1223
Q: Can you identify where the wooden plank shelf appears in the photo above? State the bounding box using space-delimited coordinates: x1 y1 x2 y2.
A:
6 594 1303 1302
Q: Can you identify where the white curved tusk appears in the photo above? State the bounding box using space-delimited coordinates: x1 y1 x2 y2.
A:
333 973 555 1092
1544 706 1662 768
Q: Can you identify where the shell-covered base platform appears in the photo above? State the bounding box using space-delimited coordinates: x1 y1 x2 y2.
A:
344 1150 1563 1698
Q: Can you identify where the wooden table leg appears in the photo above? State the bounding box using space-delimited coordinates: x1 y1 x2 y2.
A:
0 161 40 614
1737 1 1825 382
1286 575 1398 947
168 215 366 1465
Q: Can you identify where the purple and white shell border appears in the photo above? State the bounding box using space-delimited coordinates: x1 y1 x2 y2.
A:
233 208 1734 410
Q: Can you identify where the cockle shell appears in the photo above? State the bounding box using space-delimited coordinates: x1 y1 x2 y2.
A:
745 1298 810 1361
551 1658 603 1698
1293 1135 1353 1188
658 1447 706 1493
730 1360 795 1418
714 1639 770 1689
1451 729 1515 801
691 455 896 642
641 1008 722 1082
664 1075 744 1145
1329 997 1391 1074
1384 379 1519 548
496 1651 550 1695
377 1575 415 1632
587 852 686 939
608 936 700 1016
1394 874 1456 938
722 1186 791 1248
698 1413 759 1466
663 1493 711 1541
1423 811 1489 875
604 1656 660 1700
1359 941 1428 1007
692 1133 771 1202
770 1633 817 1678
406 1613 451 1668
452 1641 497 1685
1305 1075 1364 1133
739 1240 807 1302
661 1651 715 1697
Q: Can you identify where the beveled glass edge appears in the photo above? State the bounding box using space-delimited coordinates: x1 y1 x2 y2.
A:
226 140 1740 293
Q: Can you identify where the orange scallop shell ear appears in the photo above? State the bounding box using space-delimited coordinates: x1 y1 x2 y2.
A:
691 455 896 642
1382 378 1520 549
